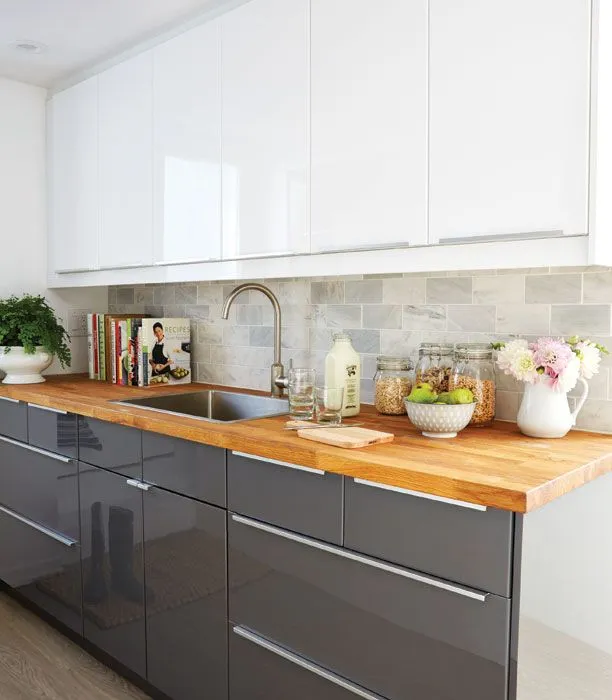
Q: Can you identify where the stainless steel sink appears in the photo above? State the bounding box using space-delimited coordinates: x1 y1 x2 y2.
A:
113 390 288 423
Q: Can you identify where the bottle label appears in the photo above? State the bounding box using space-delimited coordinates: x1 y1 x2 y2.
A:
345 365 358 409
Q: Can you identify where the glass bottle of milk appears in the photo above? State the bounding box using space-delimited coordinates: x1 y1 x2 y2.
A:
325 333 361 417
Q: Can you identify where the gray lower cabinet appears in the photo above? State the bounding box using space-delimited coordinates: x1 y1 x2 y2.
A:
0 435 81 633
230 625 386 700
79 462 147 678
28 403 78 459
229 513 511 700
78 416 142 477
143 485 227 700
0 395 28 442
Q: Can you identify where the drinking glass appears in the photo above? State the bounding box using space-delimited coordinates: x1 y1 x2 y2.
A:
288 368 316 420
315 386 344 425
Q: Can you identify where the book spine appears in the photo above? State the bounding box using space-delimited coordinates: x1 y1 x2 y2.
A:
120 320 128 385
137 325 144 387
87 314 94 379
92 314 99 380
110 320 116 384
115 321 121 385
98 314 106 381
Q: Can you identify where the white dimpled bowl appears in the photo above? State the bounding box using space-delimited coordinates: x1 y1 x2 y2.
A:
404 399 476 439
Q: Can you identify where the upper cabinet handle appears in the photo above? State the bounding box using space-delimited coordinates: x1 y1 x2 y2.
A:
353 478 487 512
232 451 324 476
231 514 488 603
0 435 73 464
28 403 67 415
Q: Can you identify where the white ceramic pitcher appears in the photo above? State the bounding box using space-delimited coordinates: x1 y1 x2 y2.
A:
516 377 589 438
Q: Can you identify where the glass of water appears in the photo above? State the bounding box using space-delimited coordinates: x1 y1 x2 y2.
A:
315 386 344 425
288 368 316 420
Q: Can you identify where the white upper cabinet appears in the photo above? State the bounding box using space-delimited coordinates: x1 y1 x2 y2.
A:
429 0 591 243
49 77 99 273
153 21 222 265
310 0 428 253
98 51 154 269
221 0 309 258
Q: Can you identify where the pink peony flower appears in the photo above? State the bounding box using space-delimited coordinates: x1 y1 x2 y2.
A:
532 337 574 375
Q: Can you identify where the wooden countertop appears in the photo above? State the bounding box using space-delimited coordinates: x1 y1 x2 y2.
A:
2 375 611 514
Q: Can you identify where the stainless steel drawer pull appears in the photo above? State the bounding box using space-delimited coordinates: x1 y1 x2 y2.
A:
233 626 386 700
353 478 487 512
232 451 324 476
0 434 73 463
232 514 488 602
126 479 151 492
28 403 68 415
0 504 78 548
0 396 20 404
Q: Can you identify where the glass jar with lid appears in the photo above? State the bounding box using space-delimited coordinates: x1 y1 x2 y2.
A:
374 356 413 415
450 343 496 427
414 343 454 394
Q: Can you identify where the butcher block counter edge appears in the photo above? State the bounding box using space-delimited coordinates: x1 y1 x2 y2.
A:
1 375 611 514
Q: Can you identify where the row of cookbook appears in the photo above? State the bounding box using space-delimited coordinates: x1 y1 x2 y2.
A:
86 315 192 386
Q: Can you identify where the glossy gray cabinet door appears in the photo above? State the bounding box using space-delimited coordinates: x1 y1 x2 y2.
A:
228 451 343 543
0 396 28 441
229 514 510 700
78 417 142 477
144 487 227 700
142 432 226 506
28 404 77 459
344 477 515 597
79 462 146 678
230 625 386 700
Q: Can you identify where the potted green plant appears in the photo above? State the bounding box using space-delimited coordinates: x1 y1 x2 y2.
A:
0 294 71 384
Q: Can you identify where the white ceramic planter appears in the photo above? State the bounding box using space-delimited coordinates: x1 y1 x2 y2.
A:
0 346 53 384
516 377 589 438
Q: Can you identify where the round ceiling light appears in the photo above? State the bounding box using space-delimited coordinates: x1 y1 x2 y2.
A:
9 40 48 54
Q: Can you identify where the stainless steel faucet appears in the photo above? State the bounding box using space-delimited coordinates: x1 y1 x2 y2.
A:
221 283 288 397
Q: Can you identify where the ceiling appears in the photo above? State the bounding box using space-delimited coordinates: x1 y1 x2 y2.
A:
0 0 225 88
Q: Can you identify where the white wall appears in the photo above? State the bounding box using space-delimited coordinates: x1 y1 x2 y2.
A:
0 76 106 373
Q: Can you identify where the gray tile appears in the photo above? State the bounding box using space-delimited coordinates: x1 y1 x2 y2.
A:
380 330 422 358
447 305 495 332
154 286 175 305
222 365 270 392
184 305 210 321
198 323 223 346
325 305 362 329
551 305 611 336
426 277 472 304
569 367 608 400
343 329 381 354
144 305 164 318
382 278 426 305
497 267 549 275
277 280 311 305
496 304 550 335
574 399 612 434
345 279 383 303
311 281 344 304
223 326 250 347
495 391 520 422
473 275 525 304
249 326 273 348
196 363 223 384
135 287 154 306
197 284 224 305
162 304 186 318
525 274 582 304
583 272 612 303
108 287 117 306
116 287 134 305
236 305 274 326
175 285 197 305
211 346 273 368
191 343 211 364
309 328 336 352
363 305 402 330
403 305 447 331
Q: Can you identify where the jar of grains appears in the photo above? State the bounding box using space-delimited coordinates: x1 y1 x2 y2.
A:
415 343 454 394
374 356 413 415
450 344 496 427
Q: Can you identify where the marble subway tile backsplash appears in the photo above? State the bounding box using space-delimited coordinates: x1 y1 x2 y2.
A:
109 266 612 434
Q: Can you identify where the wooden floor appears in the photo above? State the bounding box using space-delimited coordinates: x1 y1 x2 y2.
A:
0 593 149 700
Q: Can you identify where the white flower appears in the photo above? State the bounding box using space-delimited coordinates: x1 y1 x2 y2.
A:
496 339 539 383
576 341 602 379
556 353 580 393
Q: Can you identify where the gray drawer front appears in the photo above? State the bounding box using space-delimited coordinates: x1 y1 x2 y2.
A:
229 514 510 700
230 626 385 700
344 478 514 597
228 451 342 544
78 416 142 477
28 404 78 459
0 396 28 442
143 432 226 507
0 435 79 537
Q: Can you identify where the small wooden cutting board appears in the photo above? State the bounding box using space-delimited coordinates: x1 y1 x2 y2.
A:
297 426 394 449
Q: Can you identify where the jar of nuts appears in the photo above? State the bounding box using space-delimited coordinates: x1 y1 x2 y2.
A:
374 357 413 415
450 344 496 427
415 343 454 394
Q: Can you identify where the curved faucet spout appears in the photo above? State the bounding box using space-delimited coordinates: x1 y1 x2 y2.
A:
221 283 287 397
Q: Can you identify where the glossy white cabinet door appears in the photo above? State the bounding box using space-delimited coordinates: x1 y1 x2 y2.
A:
221 0 309 258
311 0 428 253
49 77 99 272
429 0 591 243
153 20 221 265
98 51 153 268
